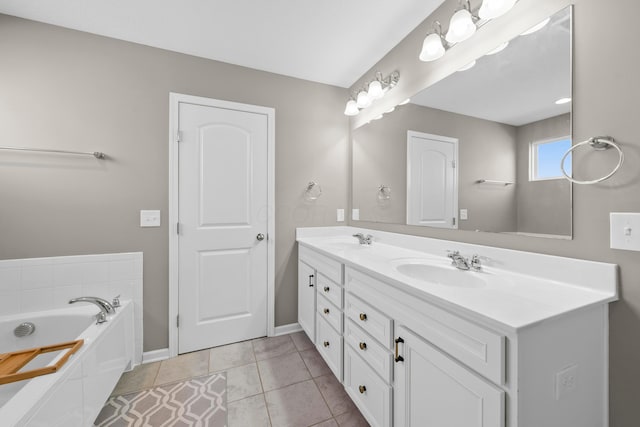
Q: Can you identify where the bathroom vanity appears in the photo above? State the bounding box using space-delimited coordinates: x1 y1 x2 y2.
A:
297 227 617 427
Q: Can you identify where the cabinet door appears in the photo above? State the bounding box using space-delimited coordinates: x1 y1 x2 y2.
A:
298 261 316 341
394 326 504 427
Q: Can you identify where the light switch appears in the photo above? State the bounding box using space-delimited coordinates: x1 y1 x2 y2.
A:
460 209 468 220
337 209 345 222
352 209 360 221
140 210 161 227
610 212 640 251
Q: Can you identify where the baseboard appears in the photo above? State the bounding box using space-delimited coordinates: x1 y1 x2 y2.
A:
142 348 170 364
274 323 302 336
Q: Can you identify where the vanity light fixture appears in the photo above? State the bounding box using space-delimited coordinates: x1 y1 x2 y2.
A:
343 71 400 116
555 97 571 105
478 0 517 20
419 21 447 62
445 0 478 44
457 60 477 71
485 41 509 55
520 17 550 35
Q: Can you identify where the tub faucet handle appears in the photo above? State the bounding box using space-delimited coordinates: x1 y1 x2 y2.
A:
96 311 107 324
112 295 121 308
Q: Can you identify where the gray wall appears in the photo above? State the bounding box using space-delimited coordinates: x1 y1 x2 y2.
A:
353 103 517 231
0 15 349 351
349 0 640 425
516 113 571 235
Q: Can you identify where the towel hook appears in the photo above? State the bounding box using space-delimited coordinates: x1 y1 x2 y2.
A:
561 136 624 185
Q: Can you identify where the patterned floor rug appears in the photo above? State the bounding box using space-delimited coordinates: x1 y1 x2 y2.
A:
95 373 227 427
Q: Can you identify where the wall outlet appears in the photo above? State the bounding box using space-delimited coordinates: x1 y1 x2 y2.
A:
337 209 345 222
460 209 468 220
140 210 161 227
352 209 360 221
555 365 578 400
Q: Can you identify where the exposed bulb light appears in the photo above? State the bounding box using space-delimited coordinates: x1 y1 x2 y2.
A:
344 100 359 116
555 97 571 105
520 17 550 36
445 3 477 44
478 0 517 20
356 90 371 108
399 98 411 105
457 60 476 71
486 41 509 55
419 33 446 62
368 80 384 99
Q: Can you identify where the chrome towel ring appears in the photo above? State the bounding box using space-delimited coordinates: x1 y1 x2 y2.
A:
561 136 624 185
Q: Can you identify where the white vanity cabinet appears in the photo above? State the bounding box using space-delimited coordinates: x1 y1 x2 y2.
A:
298 245 345 380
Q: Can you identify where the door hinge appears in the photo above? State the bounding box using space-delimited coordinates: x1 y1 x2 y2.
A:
176 130 182 143
176 222 181 235
453 217 456 226
177 315 180 328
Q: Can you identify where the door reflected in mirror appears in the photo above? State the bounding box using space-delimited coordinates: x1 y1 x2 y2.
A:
352 6 572 239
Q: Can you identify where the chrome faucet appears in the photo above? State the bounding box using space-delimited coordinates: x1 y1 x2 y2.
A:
353 233 373 245
446 251 482 271
69 297 115 324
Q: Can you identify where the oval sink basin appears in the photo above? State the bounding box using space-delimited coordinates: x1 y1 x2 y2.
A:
393 261 487 288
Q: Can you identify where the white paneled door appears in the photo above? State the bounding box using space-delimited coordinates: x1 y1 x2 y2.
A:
406 131 458 229
177 99 271 354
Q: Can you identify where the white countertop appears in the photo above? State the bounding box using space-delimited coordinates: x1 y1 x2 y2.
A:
297 227 618 332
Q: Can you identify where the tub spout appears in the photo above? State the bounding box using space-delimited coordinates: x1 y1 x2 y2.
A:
69 297 115 323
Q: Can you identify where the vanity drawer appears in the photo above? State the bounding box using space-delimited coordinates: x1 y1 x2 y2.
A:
317 293 342 333
299 245 343 284
345 320 392 384
317 274 343 308
344 346 392 427
346 293 393 349
316 315 343 381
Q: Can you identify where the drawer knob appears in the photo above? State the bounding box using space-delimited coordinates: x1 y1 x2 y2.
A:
359 342 367 350
324 308 330 314
324 286 330 292
323 341 330 347
359 313 367 321
358 385 367 394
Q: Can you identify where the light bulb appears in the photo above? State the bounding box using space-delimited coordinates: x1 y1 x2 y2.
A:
520 17 550 36
344 100 359 116
419 33 446 62
356 90 371 108
457 60 476 71
478 0 517 20
368 80 384 99
486 41 509 55
445 8 477 44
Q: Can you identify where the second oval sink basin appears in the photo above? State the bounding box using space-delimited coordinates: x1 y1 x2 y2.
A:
393 261 487 288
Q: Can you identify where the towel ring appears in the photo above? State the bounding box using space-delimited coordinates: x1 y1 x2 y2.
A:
561 136 624 185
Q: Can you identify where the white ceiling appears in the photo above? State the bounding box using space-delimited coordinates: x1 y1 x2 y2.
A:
412 7 571 126
0 0 443 88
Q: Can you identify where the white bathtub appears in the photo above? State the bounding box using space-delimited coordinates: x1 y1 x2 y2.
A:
0 301 134 426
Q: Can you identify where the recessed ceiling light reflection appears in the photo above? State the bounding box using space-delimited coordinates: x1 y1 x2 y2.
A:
520 17 551 36
457 60 477 72
555 97 571 105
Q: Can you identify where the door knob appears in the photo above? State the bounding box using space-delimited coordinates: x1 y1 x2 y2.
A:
256 233 265 241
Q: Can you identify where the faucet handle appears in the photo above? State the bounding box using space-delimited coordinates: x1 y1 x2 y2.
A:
470 255 482 271
446 250 459 258
112 295 121 308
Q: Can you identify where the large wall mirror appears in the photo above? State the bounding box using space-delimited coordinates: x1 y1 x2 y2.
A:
352 6 572 239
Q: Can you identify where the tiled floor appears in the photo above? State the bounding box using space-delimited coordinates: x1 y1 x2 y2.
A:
110 332 370 427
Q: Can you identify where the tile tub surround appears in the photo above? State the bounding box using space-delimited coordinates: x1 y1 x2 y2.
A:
297 227 618 331
108 333 369 427
0 252 143 365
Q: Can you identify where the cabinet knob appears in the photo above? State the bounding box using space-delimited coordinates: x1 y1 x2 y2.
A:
324 286 330 292
324 308 330 314
359 313 367 321
358 385 367 394
359 342 367 350
323 341 330 347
